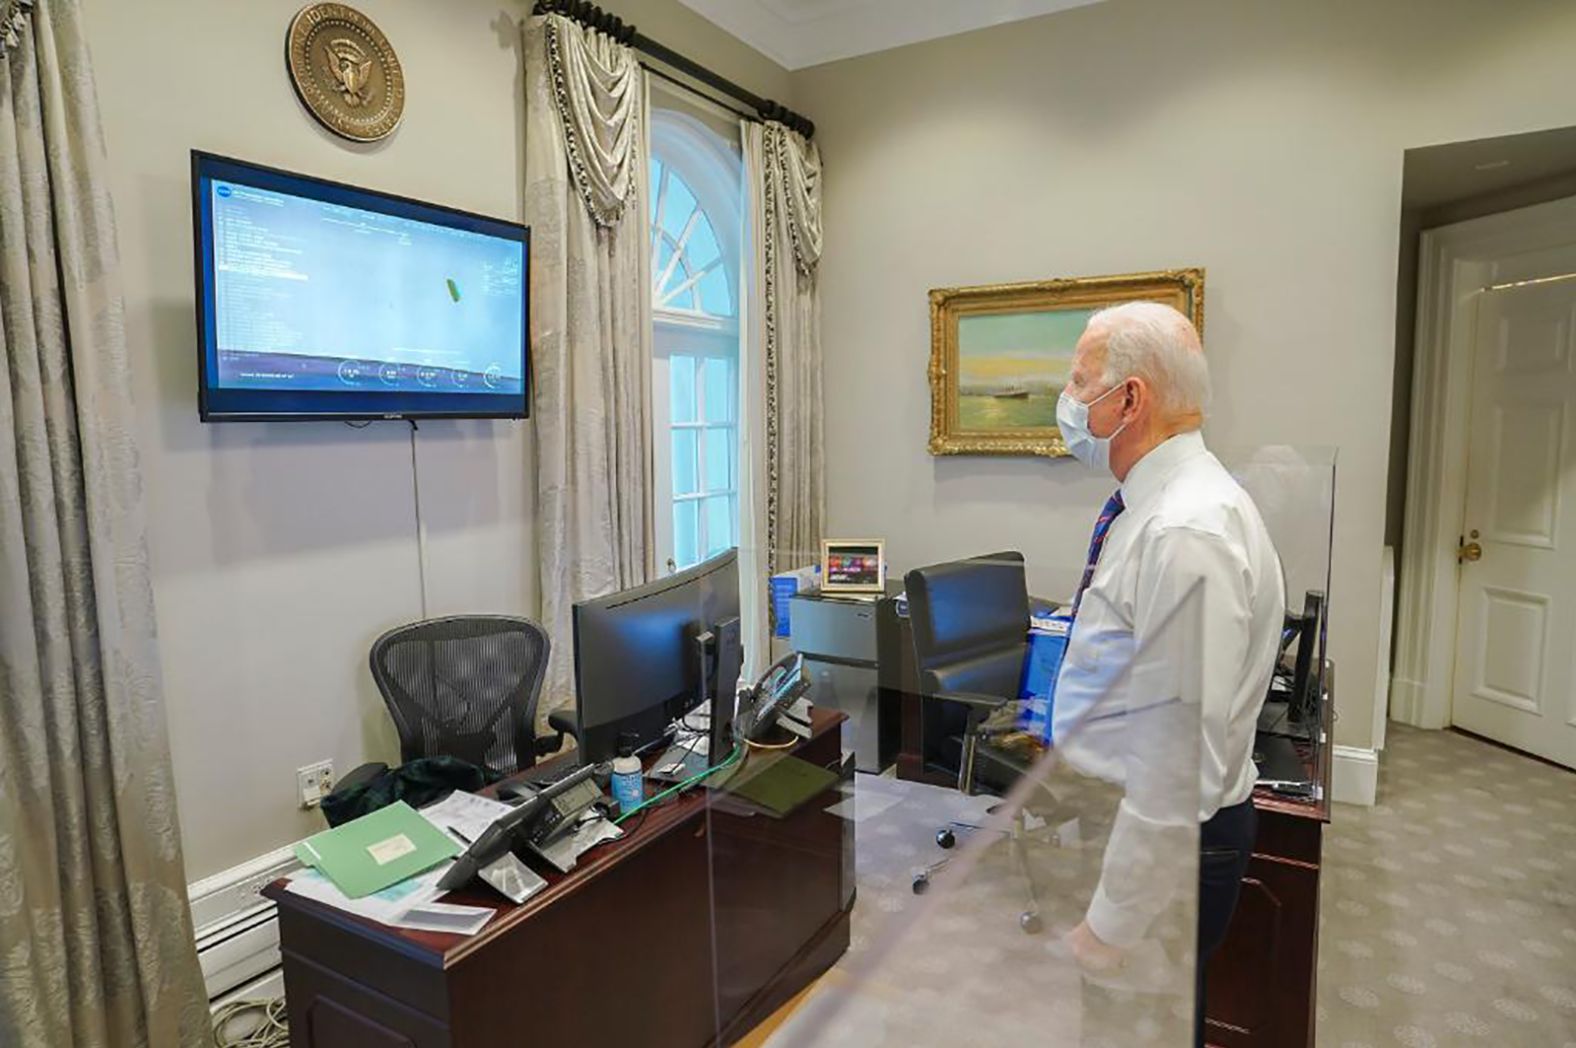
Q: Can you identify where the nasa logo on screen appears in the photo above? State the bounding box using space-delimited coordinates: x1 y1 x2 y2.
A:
286 3 405 143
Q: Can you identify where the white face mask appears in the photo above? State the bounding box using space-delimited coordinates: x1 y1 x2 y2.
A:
1056 382 1128 473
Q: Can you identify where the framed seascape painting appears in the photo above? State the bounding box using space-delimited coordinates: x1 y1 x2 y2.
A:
927 268 1205 457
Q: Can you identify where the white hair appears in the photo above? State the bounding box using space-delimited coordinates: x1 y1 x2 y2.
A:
1088 301 1211 416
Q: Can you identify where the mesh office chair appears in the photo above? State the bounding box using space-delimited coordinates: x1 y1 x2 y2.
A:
904 551 1056 933
369 615 565 777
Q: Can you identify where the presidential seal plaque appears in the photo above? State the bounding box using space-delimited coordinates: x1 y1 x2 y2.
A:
286 3 405 143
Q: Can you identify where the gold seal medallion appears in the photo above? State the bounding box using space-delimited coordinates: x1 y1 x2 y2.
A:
286 3 404 143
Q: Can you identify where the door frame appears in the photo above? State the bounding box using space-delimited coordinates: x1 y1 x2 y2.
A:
1392 195 1576 728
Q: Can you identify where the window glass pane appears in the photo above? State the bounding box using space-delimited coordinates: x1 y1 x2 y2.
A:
660 173 696 238
674 500 699 570
702 428 730 492
655 238 676 288
698 268 732 317
672 429 698 496
670 355 697 423
688 216 720 269
649 158 663 224
702 495 733 557
658 259 697 312
702 358 733 423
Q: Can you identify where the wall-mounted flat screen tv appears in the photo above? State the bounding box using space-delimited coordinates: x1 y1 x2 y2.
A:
192 151 529 421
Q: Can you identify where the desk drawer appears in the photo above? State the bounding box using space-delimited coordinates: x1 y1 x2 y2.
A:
275 904 449 1024
281 950 451 1048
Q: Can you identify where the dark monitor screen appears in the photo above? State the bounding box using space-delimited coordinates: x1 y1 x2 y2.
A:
191 151 529 421
571 549 741 763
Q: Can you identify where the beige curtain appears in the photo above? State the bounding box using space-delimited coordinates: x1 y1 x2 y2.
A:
744 121 824 586
525 13 654 718
0 1 210 1045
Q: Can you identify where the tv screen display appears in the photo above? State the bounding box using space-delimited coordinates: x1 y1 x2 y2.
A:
192 151 529 421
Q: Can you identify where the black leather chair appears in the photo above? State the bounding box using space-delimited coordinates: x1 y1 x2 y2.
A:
368 615 566 777
904 551 1053 932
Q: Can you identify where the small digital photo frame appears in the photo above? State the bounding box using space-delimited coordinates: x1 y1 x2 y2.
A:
820 540 886 594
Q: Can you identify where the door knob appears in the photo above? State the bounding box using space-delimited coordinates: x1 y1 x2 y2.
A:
1458 540 1482 563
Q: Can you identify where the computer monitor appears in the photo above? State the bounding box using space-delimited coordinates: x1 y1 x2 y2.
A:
1289 590 1326 725
708 616 742 758
572 549 742 764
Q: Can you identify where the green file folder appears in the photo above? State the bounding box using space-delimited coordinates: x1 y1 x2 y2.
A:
293 801 460 898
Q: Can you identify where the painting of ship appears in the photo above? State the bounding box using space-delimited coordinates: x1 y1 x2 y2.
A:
992 386 1030 399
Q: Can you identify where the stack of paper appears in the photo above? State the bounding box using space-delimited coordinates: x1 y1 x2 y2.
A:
288 798 497 936
418 790 515 846
287 864 496 936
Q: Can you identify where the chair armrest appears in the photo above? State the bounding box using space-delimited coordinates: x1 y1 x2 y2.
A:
531 709 578 759
546 709 579 741
337 762 389 793
918 688 1011 713
1029 595 1065 618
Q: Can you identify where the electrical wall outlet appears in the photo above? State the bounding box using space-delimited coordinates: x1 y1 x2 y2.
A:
297 761 335 809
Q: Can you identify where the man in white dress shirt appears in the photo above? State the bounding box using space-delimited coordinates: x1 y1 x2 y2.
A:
1050 302 1285 1044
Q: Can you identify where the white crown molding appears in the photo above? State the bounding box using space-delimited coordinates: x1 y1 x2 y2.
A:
677 0 1105 71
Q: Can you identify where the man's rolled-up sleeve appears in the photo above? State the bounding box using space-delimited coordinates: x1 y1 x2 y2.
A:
1083 524 1253 948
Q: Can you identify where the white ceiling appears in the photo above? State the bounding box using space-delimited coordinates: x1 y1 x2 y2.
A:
677 0 1106 71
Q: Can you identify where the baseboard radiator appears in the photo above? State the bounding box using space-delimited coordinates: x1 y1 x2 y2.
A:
190 846 302 1007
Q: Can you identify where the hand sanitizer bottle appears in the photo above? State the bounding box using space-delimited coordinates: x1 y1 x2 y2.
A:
610 736 643 816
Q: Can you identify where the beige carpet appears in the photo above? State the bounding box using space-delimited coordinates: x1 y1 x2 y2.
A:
1317 723 1576 1048
761 773 1196 1047
757 725 1575 1047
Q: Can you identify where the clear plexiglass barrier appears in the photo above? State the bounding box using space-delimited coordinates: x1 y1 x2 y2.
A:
691 444 1336 1047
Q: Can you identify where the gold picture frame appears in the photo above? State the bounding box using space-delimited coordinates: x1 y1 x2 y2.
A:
928 268 1205 458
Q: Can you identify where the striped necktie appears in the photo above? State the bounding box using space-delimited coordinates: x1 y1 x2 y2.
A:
1070 490 1125 618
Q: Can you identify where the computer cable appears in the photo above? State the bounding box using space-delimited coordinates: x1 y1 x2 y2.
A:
744 733 797 751
407 419 430 619
665 726 708 766
212 996 289 1047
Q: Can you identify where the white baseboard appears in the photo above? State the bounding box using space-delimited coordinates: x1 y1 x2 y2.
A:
189 843 303 1001
1331 745 1379 806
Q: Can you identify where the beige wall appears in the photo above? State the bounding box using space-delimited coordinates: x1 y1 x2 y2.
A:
81 0 788 881
791 0 1576 751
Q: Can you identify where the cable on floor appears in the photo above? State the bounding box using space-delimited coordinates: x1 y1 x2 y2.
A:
212 996 289 1048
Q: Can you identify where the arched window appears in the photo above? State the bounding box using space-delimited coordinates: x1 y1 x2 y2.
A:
651 158 733 317
650 103 742 572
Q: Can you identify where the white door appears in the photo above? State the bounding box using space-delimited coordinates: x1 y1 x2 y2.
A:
1450 258 1576 769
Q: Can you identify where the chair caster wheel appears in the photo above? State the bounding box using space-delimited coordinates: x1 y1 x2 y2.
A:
936 829 956 850
912 873 930 895
1020 912 1042 934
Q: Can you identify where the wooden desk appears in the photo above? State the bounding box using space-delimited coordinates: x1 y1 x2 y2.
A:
265 709 853 1048
1205 665 1334 1048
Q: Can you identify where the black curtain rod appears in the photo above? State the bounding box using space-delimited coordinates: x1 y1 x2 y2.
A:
532 0 815 139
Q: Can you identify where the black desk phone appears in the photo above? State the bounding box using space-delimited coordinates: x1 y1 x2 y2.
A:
437 764 604 891
521 773 603 846
737 651 812 743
